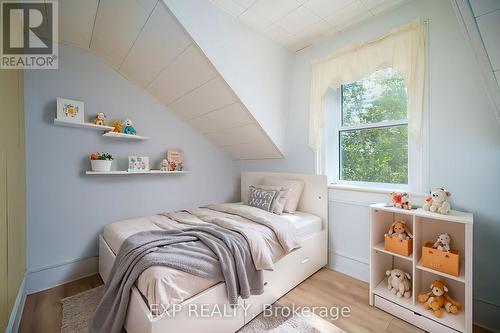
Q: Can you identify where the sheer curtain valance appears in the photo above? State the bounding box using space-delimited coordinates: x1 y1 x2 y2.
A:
309 20 426 151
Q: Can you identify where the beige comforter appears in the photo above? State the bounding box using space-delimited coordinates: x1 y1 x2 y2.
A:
103 203 300 311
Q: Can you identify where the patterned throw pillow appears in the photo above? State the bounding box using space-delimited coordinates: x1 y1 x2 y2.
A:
253 184 290 215
248 185 279 212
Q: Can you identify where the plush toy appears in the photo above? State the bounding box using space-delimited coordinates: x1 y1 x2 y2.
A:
122 119 136 135
385 220 413 240
93 112 106 126
423 188 451 214
112 121 122 133
391 192 411 210
159 159 169 171
433 233 451 252
418 280 462 317
386 269 412 298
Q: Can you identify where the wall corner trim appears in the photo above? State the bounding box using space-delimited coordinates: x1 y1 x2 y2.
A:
6 273 27 333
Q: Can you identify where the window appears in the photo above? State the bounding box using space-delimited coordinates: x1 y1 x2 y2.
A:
327 68 411 187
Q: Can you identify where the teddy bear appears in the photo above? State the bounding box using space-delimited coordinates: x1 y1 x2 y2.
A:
386 269 412 298
122 119 136 135
385 220 413 240
433 233 451 252
159 159 169 171
391 192 411 210
93 112 106 126
112 121 122 133
418 280 462 318
423 188 451 214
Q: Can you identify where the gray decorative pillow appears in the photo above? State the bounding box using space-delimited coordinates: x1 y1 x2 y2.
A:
248 185 279 212
254 184 290 215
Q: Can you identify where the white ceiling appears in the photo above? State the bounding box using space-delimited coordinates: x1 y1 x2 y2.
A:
209 0 406 51
53 0 281 160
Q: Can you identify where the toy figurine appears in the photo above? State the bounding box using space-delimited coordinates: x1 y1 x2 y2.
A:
176 161 184 171
112 121 122 133
93 112 106 126
433 233 451 252
423 188 451 214
122 119 136 135
159 159 169 171
418 280 462 318
385 220 413 240
391 192 411 210
168 161 177 171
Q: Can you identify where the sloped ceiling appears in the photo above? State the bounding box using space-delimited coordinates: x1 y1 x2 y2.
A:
54 0 282 160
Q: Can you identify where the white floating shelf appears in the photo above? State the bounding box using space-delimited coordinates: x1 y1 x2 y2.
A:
102 132 148 140
86 170 187 175
372 242 413 261
54 119 115 131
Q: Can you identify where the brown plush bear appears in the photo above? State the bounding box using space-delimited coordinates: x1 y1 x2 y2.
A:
418 280 462 317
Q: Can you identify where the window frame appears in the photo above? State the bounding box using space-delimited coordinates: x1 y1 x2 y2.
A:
321 69 427 193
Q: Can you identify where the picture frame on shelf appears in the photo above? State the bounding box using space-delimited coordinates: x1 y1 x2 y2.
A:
167 149 183 171
56 97 84 123
128 156 149 172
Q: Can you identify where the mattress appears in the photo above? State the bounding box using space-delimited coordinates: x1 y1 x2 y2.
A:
102 208 322 312
281 211 322 238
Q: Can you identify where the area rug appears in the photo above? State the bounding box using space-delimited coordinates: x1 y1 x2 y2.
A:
61 286 344 333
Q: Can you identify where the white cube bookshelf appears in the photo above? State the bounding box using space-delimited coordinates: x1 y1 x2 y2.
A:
369 203 473 333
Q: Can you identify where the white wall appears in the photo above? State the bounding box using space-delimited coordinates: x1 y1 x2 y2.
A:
233 0 500 329
24 44 235 293
164 0 294 154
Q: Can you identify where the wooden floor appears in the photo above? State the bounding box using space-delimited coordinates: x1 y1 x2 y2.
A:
18 268 492 333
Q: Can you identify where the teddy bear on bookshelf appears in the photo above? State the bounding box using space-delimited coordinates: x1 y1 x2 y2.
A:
433 233 452 252
386 268 412 298
122 119 136 135
423 188 451 214
418 280 462 318
385 220 413 240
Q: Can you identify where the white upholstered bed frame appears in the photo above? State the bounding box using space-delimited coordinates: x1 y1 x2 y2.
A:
98 172 328 333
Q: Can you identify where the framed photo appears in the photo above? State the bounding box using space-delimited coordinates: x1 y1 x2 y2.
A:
57 98 84 123
128 156 149 172
167 149 182 163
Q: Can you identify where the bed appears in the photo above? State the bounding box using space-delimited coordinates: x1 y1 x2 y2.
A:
98 171 328 333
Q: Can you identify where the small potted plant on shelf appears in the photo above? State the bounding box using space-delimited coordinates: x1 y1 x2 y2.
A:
89 152 114 172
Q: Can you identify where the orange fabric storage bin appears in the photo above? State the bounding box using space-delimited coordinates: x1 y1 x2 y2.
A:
421 242 460 276
384 235 413 257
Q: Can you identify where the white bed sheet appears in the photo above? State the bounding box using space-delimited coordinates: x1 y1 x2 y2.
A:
102 208 322 312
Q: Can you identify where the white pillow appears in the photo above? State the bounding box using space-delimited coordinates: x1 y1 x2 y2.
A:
254 184 290 215
262 178 305 213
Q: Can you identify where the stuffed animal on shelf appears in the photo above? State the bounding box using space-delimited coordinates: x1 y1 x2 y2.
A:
386 269 412 298
391 192 411 210
122 119 136 135
418 280 462 317
159 159 169 171
385 220 413 240
112 121 122 133
93 112 106 126
423 188 451 214
433 233 452 252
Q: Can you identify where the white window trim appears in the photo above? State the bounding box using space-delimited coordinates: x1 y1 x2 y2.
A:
318 72 429 193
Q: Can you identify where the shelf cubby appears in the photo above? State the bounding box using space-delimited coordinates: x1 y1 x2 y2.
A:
369 203 473 333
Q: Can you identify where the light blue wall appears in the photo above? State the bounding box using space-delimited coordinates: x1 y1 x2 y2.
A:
25 44 234 274
234 0 500 314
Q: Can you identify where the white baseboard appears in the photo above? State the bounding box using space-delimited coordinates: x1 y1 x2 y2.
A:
473 298 500 333
5 273 27 333
327 250 369 283
26 256 98 294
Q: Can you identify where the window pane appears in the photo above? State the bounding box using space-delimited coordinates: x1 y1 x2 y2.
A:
342 68 407 126
340 125 408 184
